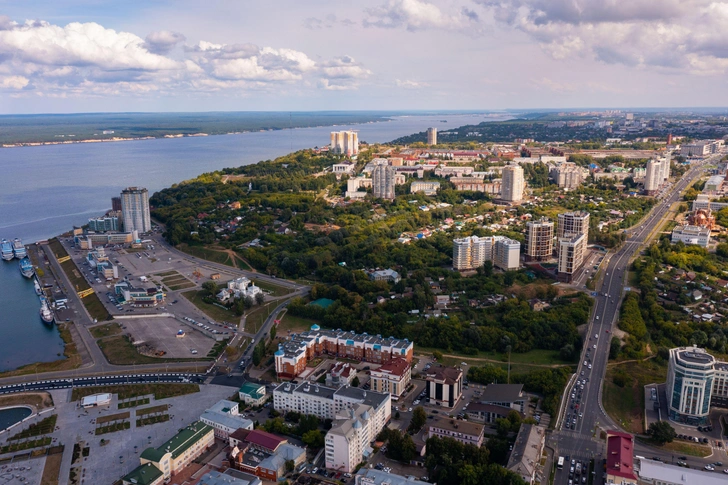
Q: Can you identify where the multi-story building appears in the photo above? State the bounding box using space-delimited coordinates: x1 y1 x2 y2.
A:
428 417 484 447
681 140 723 157
121 187 151 233
637 457 725 485
238 382 267 407
325 404 376 473
369 357 411 399
549 163 583 189
273 324 414 379
88 215 120 232
272 382 391 430
507 424 546 485
111 196 122 212
557 233 587 281
556 211 590 282
330 131 359 156
114 281 165 307
452 236 490 271
501 165 525 202
228 429 306 481
332 161 356 178
410 181 440 195
525 218 554 261
355 469 422 485
326 361 355 388
372 162 396 200
426 127 437 146
644 159 663 195
480 384 526 413
86 247 119 280
424 366 463 408
451 177 501 194
493 237 521 271
366 268 401 284
704 174 725 192
667 347 715 425
122 463 164 485
605 432 637 485
139 421 214 482
73 231 136 249
671 225 711 248
200 400 254 439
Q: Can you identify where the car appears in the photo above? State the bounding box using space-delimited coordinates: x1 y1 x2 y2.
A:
724 469 728 475
678 456 687 460
588 364 592 369
705 465 715 471
408 407 413 412
593 344 597 349
461 362 468 366
714 462 723 467
596 316 600 320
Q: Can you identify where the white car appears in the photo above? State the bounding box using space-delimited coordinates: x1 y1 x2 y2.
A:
593 344 597 349
705 465 715 471
596 316 600 320
588 364 592 369
595 334 599 339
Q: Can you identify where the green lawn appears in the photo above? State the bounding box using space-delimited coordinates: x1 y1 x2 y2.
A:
636 438 712 457
603 360 666 434
182 290 238 322
177 244 235 267
278 314 319 334
168 282 196 290
244 302 278 333
7 415 57 441
251 278 294 296
72 383 200 401
416 347 573 367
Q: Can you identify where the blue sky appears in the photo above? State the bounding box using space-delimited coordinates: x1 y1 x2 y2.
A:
1 0 728 113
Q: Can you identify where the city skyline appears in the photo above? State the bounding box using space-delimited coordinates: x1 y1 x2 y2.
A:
3 1 728 113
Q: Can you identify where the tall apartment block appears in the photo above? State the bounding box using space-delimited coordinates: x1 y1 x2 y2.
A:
556 211 589 282
372 162 396 200
525 217 554 261
453 236 490 271
111 196 122 212
120 187 151 234
501 165 525 202
426 127 437 146
330 131 359 156
453 235 519 271
644 157 671 195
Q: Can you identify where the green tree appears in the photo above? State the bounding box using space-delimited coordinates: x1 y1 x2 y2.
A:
609 337 621 360
255 292 265 305
270 325 277 341
648 421 676 444
432 351 443 361
351 375 360 387
408 406 427 433
302 429 325 449
201 281 218 296
285 459 295 473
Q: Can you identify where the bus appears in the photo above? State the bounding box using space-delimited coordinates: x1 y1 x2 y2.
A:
557 456 565 470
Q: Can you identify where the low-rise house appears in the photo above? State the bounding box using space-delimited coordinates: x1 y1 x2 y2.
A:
480 384 526 413
122 463 164 485
140 421 214 482
200 400 254 439
238 382 267 407
428 417 485 447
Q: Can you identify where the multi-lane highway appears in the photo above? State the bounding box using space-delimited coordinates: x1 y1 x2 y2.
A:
552 154 720 484
0 373 205 395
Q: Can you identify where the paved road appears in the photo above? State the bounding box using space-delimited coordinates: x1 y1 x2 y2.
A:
0 373 205 395
551 153 724 484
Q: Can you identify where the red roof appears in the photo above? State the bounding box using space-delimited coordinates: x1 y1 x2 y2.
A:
374 358 410 378
606 432 637 481
245 429 286 452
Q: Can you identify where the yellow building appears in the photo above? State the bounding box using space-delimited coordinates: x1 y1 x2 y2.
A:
140 421 214 481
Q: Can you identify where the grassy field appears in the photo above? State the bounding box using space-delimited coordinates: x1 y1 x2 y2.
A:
252 279 294 296
278 314 318 334
89 322 122 339
0 437 52 454
244 302 278 333
72 383 199 401
0 393 54 410
168 282 196 290
416 347 573 368
603 359 666 434
97 335 170 365
118 397 150 409
656 440 712 457
8 415 57 441
182 290 238 322
178 244 236 267
136 404 168 416
0 323 82 378
96 411 130 425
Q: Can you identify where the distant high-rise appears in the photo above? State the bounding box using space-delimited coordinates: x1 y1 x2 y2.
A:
557 212 590 240
525 217 554 261
330 131 359 156
644 157 670 195
501 165 525 202
372 162 396 200
426 128 437 146
111 196 122 212
120 187 151 234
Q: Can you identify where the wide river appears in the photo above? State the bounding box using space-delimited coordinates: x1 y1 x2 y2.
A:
0 112 502 371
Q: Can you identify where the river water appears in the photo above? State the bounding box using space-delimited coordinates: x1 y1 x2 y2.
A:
0 112 503 370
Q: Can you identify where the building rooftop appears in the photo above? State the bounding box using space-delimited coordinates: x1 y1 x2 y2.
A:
239 382 266 399
506 424 545 480
258 443 305 472
429 417 484 437
371 357 410 378
208 399 238 414
122 463 163 485
606 431 637 481
140 421 212 462
334 386 390 410
355 469 421 485
638 458 726 485
424 366 462 386
200 410 253 431
674 347 715 365
197 469 262 485
245 429 287 452
481 384 524 403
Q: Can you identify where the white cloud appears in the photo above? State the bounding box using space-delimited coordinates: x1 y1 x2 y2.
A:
364 0 477 31
0 17 374 98
479 0 728 74
396 79 428 88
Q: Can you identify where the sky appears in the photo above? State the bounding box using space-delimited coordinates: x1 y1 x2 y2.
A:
1 0 728 113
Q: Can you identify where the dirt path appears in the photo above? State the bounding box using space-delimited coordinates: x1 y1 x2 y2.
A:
606 355 656 368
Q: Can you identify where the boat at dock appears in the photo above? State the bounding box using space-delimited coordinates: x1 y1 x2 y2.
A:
19 257 34 278
33 277 42 295
39 296 54 324
12 238 26 259
1 239 13 261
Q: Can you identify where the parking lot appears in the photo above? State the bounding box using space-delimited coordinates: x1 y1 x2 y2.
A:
119 317 214 358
